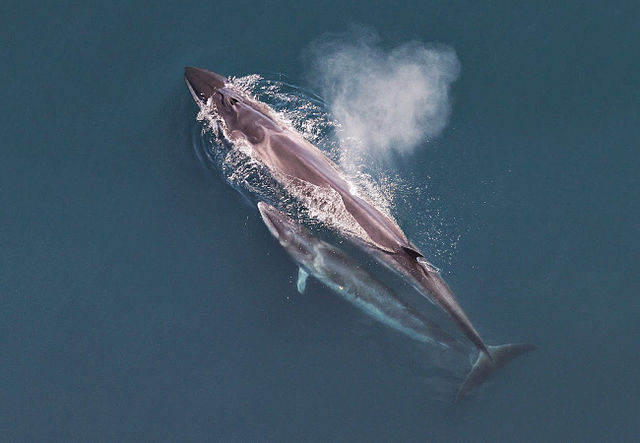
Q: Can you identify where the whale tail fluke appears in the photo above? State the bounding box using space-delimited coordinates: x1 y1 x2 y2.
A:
456 343 536 402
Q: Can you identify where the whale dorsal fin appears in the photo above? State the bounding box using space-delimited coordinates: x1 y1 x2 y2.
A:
401 246 441 273
401 246 423 260
297 267 309 294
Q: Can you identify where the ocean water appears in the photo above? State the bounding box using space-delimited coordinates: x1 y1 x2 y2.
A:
2 1 639 441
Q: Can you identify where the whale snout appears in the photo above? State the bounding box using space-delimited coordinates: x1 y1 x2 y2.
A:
258 202 302 248
258 202 281 240
184 66 227 102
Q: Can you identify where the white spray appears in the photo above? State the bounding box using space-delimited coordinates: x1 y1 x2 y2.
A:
307 27 460 169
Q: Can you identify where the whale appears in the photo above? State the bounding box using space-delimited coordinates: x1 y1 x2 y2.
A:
258 201 469 354
184 66 532 369
258 202 535 400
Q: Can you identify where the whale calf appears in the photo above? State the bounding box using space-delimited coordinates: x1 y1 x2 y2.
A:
258 201 468 354
184 66 533 371
258 202 534 400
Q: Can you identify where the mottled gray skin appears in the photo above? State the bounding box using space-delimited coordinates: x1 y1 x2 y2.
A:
184 66 491 359
258 202 469 354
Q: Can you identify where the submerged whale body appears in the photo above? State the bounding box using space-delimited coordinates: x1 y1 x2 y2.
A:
258 201 468 353
185 66 535 400
258 202 534 400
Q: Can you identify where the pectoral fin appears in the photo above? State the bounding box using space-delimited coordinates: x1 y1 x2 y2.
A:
297 268 309 294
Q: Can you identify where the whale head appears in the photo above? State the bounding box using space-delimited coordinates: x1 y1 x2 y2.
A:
257 202 317 264
184 66 243 125
258 202 299 248
184 66 275 143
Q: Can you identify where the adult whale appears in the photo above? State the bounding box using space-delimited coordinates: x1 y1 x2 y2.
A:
184 66 523 364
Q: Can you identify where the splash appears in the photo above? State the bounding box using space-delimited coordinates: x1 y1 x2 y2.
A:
306 27 460 168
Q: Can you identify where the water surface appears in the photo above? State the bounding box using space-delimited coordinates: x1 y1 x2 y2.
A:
2 1 638 440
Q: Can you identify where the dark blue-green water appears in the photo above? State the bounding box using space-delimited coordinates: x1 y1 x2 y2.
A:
2 1 639 441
